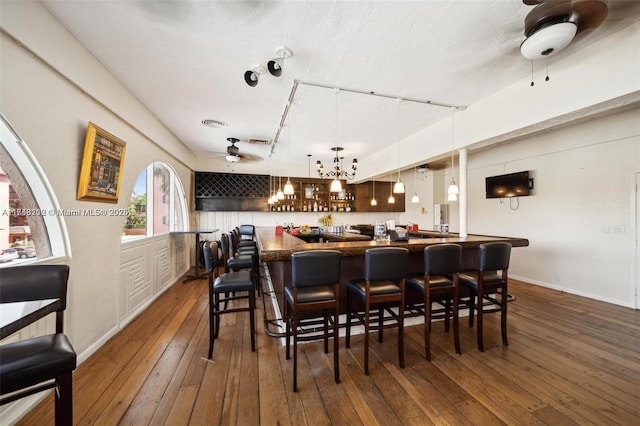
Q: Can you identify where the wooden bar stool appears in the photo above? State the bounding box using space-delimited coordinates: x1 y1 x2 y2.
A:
406 243 462 361
284 250 341 392
459 242 512 351
345 247 408 375
203 241 256 358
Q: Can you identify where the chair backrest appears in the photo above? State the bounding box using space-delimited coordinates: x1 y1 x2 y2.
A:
423 244 462 276
291 250 341 288
239 224 255 239
0 264 70 308
220 233 231 260
202 241 219 275
365 247 409 281
479 242 512 272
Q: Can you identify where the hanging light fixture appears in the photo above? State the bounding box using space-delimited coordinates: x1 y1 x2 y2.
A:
448 109 459 202
283 101 294 195
276 174 284 200
371 180 377 206
388 175 395 204
267 174 274 205
393 98 405 194
411 167 420 203
316 89 357 191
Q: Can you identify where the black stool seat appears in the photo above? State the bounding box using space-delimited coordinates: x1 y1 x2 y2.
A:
214 270 254 293
458 271 504 289
0 334 76 395
227 254 254 270
346 279 402 298
285 285 335 304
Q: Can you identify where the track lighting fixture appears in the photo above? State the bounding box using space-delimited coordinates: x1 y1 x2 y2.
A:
267 45 293 77
244 65 266 87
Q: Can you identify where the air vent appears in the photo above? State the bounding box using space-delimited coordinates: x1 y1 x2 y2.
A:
248 138 270 145
201 119 228 128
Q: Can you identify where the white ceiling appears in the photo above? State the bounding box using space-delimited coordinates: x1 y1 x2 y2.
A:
41 0 640 177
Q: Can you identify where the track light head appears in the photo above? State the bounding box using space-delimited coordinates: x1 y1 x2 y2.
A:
243 65 265 87
267 45 293 77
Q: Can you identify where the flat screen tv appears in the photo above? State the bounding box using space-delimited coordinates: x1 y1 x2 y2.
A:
485 171 531 198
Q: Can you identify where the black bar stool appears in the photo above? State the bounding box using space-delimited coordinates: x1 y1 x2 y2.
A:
221 233 261 297
345 247 408 375
285 250 341 392
459 242 512 351
203 241 256 358
0 265 77 426
406 243 462 361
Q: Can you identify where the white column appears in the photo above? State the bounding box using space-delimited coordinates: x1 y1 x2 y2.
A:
459 147 468 238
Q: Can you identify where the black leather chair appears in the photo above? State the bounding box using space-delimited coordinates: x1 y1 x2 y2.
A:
285 250 341 392
238 224 256 242
406 244 462 361
221 233 260 297
0 265 76 426
346 247 408 375
459 242 512 351
203 241 256 359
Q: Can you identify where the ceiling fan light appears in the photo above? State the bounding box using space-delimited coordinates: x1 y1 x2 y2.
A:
283 178 294 195
225 154 240 163
520 21 577 60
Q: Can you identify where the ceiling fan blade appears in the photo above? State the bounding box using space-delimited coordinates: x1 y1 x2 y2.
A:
570 0 608 33
524 0 572 37
524 0 608 37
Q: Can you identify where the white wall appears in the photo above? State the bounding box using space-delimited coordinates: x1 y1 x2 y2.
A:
455 108 639 306
1 2 195 356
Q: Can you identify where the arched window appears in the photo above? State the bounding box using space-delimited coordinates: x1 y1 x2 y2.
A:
122 162 187 240
0 114 70 265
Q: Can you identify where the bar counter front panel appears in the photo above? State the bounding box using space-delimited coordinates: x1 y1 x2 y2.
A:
256 227 529 316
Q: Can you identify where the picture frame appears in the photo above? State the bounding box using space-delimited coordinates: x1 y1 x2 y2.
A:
304 186 314 199
77 122 126 203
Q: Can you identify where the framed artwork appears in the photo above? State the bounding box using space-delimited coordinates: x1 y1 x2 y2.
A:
77 122 126 203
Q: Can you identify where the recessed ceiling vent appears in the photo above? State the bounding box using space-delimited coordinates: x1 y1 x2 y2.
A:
201 119 228 128
248 138 270 145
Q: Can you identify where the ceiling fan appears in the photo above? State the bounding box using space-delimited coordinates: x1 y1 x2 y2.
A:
520 0 608 60
219 137 262 163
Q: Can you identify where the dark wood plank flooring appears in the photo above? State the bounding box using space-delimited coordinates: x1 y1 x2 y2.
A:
18 271 640 425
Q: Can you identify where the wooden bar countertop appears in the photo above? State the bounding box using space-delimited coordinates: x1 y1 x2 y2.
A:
256 226 528 262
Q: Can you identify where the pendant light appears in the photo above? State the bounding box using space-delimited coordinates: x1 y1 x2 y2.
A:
411 167 420 203
388 175 395 204
276 174 284 200
393 98 405 194
447 109 459 202
267 174 274 205
371 180 377 206
283 102 294 195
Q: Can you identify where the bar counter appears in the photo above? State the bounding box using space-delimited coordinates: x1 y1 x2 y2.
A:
256 226 529 317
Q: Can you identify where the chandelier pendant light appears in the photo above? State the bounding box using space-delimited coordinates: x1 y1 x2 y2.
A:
316 89 357 191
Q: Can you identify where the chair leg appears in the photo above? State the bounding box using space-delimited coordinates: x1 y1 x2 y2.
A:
377 305 384 343
323 310 329 354
285 301 291 360
292 306 298 392
476 292 484 352
501 285 509 347
424 290 432 361
208 289 215 359
364 300 370 375
453 290 461 355
345 292 352 348
214 293 221 339
55 371 73 426
334 302 340 384
398 300 405 369
249 289 256 352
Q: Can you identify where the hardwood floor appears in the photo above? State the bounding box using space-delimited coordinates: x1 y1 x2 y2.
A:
18 270 640 425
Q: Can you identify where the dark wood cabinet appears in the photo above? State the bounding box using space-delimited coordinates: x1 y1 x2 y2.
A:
355 181 405 212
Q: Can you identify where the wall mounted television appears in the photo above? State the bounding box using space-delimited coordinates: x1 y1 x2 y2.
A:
485 171 531 199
